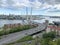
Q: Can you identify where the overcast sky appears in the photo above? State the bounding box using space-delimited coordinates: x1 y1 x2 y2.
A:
0 0 60 16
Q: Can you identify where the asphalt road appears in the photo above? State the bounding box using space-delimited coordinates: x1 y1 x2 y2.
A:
0 23 46 45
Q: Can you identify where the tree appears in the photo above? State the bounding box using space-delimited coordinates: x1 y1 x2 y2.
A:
42 31 56 39
40 31 56 45
57 38 60 45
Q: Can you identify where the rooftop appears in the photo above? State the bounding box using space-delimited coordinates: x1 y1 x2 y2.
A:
48 25 60 30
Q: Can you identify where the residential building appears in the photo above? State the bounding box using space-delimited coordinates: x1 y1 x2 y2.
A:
46 21 60 36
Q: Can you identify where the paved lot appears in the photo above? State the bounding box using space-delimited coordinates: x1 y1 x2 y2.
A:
0 23 46 45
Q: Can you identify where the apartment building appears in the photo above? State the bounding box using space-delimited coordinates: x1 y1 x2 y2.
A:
46 21 60 36
3 23 21 30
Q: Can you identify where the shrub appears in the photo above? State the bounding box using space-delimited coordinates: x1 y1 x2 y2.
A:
0 31 5 36
40 31 56 45
5 36 33 45
40 38 50 45
0 24 37 36
57 38 60 45
16 36 33 42
43 31 56 39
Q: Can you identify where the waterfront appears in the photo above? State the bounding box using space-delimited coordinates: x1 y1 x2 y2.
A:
0 23 45 45
0 17 60 28
0 20 28 27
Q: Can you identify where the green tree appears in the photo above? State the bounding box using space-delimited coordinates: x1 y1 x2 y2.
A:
57 38 60 45
40 38 51 45
49 41 57 45
43 31 56 39
40 31 56 45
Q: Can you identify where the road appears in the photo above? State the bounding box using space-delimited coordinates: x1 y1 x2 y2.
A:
0 23 46 45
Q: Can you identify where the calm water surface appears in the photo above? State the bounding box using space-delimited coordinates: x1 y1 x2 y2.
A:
0 20 28 27
0 17 60 27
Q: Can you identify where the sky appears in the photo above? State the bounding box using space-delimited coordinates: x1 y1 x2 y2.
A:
0 0 60 16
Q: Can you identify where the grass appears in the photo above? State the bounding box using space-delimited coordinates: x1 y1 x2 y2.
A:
4 31 59 45
5 40 37 45
5 36 42 45
5 36 34 45
16 36 33 42
5 35 41 45
0 24 38 36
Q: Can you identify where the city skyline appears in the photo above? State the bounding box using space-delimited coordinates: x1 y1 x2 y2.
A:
0 0 60 16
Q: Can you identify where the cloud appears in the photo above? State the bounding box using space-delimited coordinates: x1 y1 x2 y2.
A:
0 0 42 9
0 0 7 7
47 8 60 13
46 4 60 13
38 0 60 5
12 0 30 7
0 0 60 13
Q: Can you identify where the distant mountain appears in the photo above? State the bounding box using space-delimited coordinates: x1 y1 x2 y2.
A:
49 16 60 18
